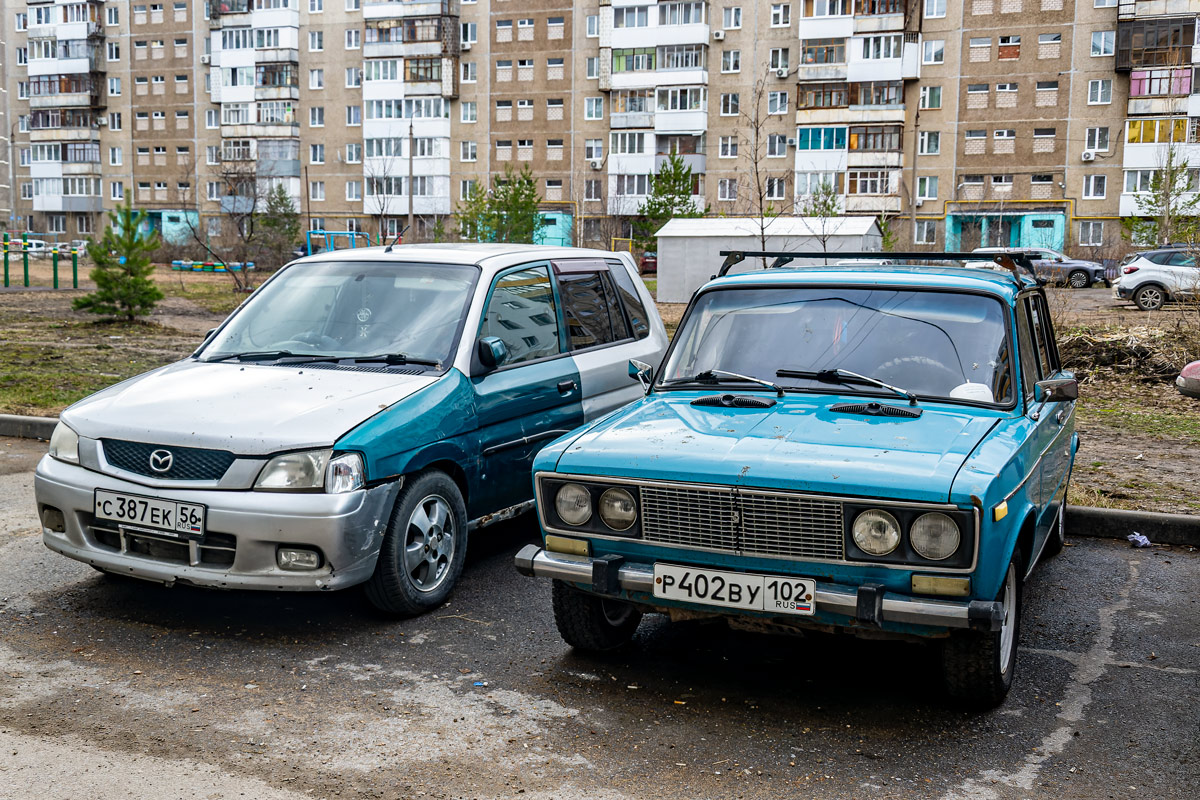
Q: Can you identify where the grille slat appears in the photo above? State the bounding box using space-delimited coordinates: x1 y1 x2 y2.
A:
102 439 236 481
640 484 844 561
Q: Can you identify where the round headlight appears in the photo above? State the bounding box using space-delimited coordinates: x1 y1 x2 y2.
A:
910 512 961 561
598 488 637 531
852 509 901 556
555 483 593 526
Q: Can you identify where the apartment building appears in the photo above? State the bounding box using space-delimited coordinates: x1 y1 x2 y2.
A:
0 0 1190 254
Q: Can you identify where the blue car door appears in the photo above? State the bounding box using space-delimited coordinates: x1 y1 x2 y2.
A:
471 263 584 514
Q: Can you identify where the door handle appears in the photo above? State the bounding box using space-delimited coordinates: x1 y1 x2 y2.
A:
1056 408 1068 425
557 379 577 394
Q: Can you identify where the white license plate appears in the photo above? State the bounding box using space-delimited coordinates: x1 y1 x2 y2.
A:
94 490 206 538
652 564 815 616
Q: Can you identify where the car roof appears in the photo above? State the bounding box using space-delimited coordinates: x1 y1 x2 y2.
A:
286 243 629 276
706 264 1032 302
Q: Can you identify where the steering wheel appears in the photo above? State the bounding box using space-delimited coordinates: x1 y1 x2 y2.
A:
278 332 340 350
873 356 963 393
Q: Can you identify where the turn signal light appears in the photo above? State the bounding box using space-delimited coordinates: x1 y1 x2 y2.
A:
1123 265 1139 274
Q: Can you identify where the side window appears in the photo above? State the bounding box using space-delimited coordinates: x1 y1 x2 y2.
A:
479 266 561 365
607 260 652 340
1015 298 1040 398
1167 252 1193 266
558 271 630 350
1027 294 1054 377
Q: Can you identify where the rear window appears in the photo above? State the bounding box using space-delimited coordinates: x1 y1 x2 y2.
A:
607 260 652 340
559 271 630 350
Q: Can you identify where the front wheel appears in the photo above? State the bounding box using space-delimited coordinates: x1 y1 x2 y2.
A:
1067 270 1090 289
942 552 1022 709
1134 284 1166 311
1044 495 1067 558
551 580 643 652
365 470 468 617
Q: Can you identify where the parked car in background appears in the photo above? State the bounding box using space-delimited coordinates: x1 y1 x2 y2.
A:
971 247 1107 288
517 254 1078 708
1113 247 1200 310
35 244 668 617
22 239 51 259
638 252 657 275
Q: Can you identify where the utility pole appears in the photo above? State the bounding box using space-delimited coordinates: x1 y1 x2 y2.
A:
407 118 414 240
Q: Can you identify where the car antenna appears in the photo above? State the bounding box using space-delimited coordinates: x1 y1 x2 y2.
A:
383 225 409 254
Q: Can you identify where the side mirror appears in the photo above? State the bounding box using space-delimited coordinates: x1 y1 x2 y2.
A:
478 336 509 370
628 359 653 393
1034 378 1078 404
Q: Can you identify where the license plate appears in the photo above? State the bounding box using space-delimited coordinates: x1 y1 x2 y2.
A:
652 564 815 616
94 490 206 538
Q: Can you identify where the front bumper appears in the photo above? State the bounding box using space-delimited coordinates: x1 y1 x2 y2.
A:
35 455 401 591
515 545 1003 633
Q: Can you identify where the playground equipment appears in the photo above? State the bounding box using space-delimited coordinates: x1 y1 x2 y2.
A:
2 232 81 289
304 230 374 256
170 260 254 272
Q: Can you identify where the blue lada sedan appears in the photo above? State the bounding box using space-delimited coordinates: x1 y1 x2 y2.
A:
517 254 1078 708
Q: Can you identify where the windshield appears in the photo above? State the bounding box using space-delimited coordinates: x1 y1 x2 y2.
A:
662 287 1015 405
201 260 479 366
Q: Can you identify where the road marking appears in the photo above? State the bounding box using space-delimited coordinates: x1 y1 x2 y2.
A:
945 561 1141 800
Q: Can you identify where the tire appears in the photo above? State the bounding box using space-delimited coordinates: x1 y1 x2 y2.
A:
1067 270 1090 289
551 580 643 652
1043 497 1066 558
1133 284 1166 311
942 551 1022 709
365 470 468 617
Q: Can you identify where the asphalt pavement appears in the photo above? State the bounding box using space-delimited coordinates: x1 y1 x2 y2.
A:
0 439 1196 799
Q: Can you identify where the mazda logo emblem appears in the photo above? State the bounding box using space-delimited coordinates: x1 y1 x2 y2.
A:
149 449 174 473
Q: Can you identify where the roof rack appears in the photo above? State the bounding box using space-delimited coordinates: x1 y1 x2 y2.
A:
715 250 1043 288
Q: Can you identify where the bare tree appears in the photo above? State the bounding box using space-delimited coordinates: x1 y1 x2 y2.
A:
734 73 797 267
179 154 272 292
363 152 400 245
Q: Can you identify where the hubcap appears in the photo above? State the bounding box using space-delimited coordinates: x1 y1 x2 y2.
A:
1070 272 1088 288
1140 288 1163 309
402 495 456 593
999 563 1018 675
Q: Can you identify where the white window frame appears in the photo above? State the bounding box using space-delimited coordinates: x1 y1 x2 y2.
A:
924 0 946 18
584 97 604 120
923 40 944 65
918 131 940 155
1091 31 1114 57
770 3 790 27
1088 79 1112 104
1086 127 1110 152
1083 174 1107 199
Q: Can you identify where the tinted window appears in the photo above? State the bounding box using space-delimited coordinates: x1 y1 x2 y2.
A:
1028 294 1054 377
607 260 652 340
479 266 561 364
1016 298 1040 396
1166 252 1195 266
559 271 630 350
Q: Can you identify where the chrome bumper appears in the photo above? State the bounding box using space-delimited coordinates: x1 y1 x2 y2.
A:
515 545 1002 632
35 455 401 591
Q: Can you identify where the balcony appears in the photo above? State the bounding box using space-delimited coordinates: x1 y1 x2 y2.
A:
655 153 705 173
797 63 849 82
612 112 654 128
363 1 454 21
1116 18 1196 72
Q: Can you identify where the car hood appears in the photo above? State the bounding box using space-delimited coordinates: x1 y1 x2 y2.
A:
551 392 1000 503
61 360 440 455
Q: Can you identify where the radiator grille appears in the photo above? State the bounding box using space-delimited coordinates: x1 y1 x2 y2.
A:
639 484 844 561
102 439 236 481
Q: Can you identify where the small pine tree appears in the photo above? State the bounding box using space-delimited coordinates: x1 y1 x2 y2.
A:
491 165 545 243
255 183 301 271
74 193 163 322
456 180 494 242
635 152 709 251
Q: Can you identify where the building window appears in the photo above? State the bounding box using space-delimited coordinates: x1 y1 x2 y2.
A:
110 113 123 131
461 101 477 122
460 179 477 200
847 170 891 195
584 180 602 201
770 48 790 70
767 91 788 114
614 6 649 26
310 144 325 164
770 3 791 26
310 107 325 127
310 181 325 201
109 147 122 166
108 78 122 96
586 57 599 79
346 105 361 125
797 172 842 195
107 42 120 61
917 176 938 199
1088 79 1112 104
309 69 324 89
346 181 362 201
994 129 1015 139
346 68 361 88
1092 31 1115 57
585 97 604 120
586 15 599 37
803 38 846 65
766 178 787 200
923 40 944 64
863 35 902 59
461 141 477 161
719 136 738 157
796 127 846 150
722 50 741 72
924 0 946 18
310 0 323 11
720 93 739 115
918 131 940 155
1086 127 1110 152
346 29 360 49
345 143 361 163
309 32 324 52
718 178 738 201
1079 220 1105 245
724 7 742 28
919 86 942 109
915 220 937 245
998 35 1020 59
585 139 604 160
1083 175 1107 199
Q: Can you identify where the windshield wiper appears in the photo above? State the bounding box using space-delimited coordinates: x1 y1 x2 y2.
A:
351 353 442 368
662 369 784 397
776 368 918 406
204 350 335 364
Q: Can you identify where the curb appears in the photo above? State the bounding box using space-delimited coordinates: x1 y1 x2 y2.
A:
0 414 57 440
1067 505 1200 548
0 414 1196 547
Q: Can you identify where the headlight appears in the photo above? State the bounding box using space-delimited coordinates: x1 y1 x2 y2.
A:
598 487 637 531
852 509 900 556
555 483 592 526
909 512 961 560
255 449 330 491
325 453 365 494
48 422 79 464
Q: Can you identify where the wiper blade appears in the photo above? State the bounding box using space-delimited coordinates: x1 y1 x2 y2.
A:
351 353 442 368
776 368 918 406
204 350 331 363
662 369 784 397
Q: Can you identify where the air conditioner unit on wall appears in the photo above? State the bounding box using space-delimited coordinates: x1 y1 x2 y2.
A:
775 67 789 78
787 137 797 147
1081 150 1096 162
461 40 472 51
200 54 210 64
915 197 924 207
713 30 725 41
590 159 603 170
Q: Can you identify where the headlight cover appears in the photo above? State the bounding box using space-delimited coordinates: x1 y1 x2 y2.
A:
852 509 901 556
909 512 961 561
555 483 593 526
48 422 79 464
326 453 365 494
598 487 637 531
255 450 331 491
